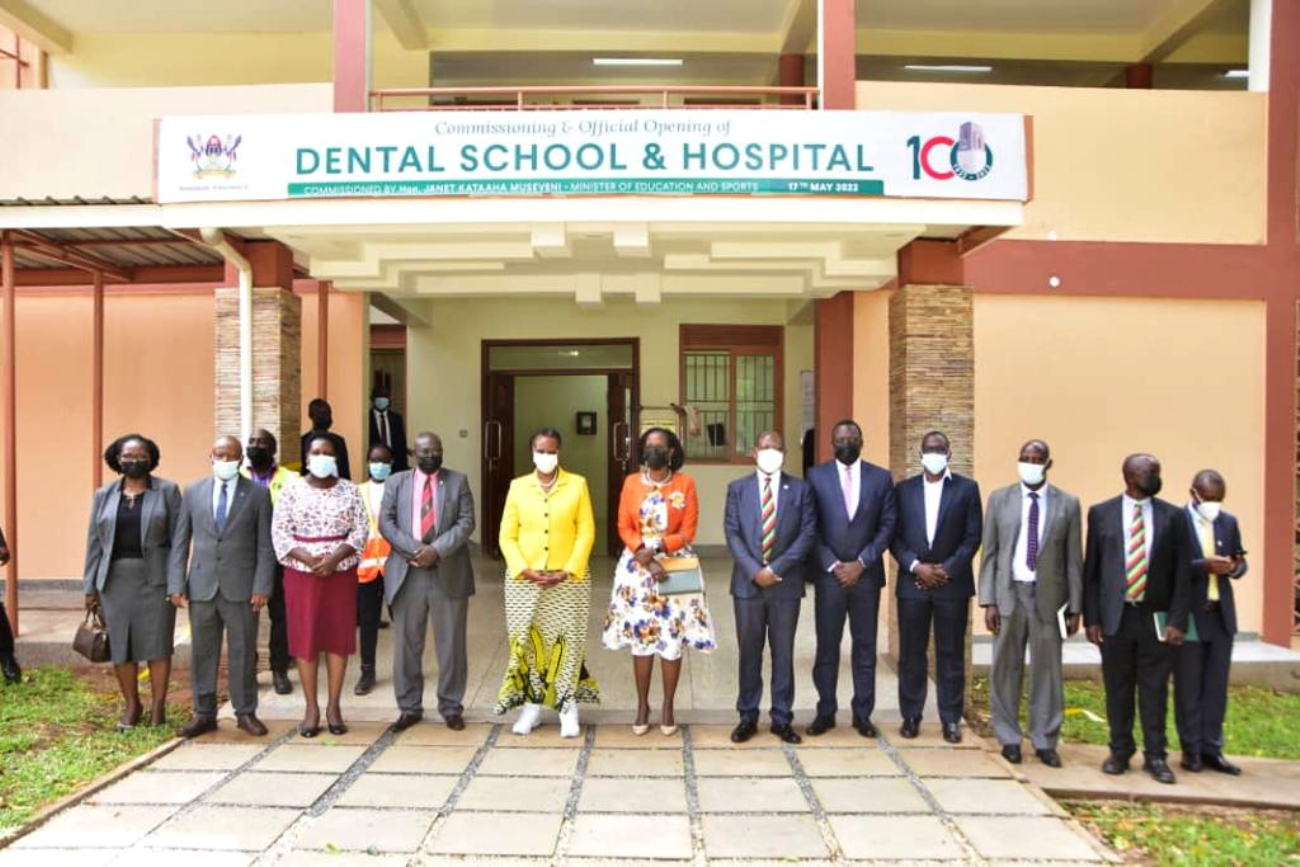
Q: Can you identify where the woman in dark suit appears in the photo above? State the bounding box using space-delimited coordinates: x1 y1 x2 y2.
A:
84 434 183 731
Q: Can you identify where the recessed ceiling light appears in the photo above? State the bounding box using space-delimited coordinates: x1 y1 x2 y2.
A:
1223 69 1249 79
593 58 684 67
904 64 993 73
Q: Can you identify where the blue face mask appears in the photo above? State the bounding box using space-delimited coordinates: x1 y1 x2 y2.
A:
369 462 392 481
373 398 390 412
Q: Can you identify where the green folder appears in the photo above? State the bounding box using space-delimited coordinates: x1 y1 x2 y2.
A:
658 556 705 596
1154 610 1199 643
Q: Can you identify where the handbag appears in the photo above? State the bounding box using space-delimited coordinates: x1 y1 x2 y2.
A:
657 555 705 596
73 607 112 663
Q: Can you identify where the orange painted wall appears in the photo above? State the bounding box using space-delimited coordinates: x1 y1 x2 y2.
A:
298 290 368 476
851 289 892 470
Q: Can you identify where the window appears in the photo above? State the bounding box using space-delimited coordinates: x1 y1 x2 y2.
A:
680 324 783 464
0 26 45 90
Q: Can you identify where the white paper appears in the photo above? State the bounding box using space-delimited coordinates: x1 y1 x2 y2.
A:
1057 602 1070 640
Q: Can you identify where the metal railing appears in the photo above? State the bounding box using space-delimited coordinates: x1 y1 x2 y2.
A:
370 85 819 112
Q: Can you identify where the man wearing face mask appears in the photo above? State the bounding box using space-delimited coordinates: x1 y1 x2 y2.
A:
368 385 409 473
978 440 1082 767
379 431 477 732
723 430 817 744
169 436 276 738
354 443 396 696
890 431 983 744
301 398 352 480
1173 469 1247 776
1083 453 1192 784
805 420 896 739
243 428 296 695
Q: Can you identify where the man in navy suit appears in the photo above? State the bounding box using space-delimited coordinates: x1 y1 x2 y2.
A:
805 420 896 738
1173 469 1247 776
724 430 817 744
1083 453 1192 784
890 431 982 744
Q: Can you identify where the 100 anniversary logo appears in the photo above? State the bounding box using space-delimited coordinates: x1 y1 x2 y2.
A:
907 121 995 182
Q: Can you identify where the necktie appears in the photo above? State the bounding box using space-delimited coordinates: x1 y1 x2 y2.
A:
1198 518 1220 602
760 476 776 564
1125 503 1148 602
421 476 435 542
215 482 229 534
379 411 390 447
1026 491 1039 571
843 464 855 519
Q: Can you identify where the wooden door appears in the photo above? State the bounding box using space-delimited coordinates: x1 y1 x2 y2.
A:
481 372 515 559
606 372 637 556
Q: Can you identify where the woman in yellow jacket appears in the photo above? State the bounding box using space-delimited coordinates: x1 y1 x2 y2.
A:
496 426 599 738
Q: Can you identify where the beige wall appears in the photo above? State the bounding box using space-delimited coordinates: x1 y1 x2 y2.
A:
857 82 1267 245
300 290 368 475
404 296 813 547
851 290 892 469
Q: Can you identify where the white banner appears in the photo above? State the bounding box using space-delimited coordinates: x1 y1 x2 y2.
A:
156 110 1028 204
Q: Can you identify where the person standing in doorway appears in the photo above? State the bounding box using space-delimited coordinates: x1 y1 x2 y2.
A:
244 428 296 695
890 431 983 744
354 443 395 697
368 385 409 472
978 439 1082 767
301 398 352 480
724 430 816 745
0 530 19 684
379 432 477 731
805 419 896 739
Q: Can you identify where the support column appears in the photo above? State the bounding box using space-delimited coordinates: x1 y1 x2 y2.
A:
91 270 103 489
814 292 855 464
1124 63 1153 89
1 233 15 637
778 53 805 105
333 0 372 112
818 0 856 109
318 281 330 400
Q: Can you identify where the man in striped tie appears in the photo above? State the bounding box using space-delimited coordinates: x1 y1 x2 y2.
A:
1083 453 1193 784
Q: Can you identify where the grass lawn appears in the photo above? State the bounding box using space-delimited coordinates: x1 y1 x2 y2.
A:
1065 800 1300 866
970 676 1300 760
0 666 188 834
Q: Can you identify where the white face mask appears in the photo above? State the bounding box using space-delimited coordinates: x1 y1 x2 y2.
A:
533 452 559 474
1017 462 1046 487
1196 500 1222 523
756 448 785 475
920 452 949 476
212 459 241 482
307 454 339 479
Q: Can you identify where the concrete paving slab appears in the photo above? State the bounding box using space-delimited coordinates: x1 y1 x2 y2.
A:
578 777 688 813
476 746 580 777
697 777 810 813
586 747 684 777
925 778 1057 816
897 747 1015 778
0 849 119 866
812 777 931 814
115 850 254 867
700 814 829 859
880 723 979 749
89 770 225 805
366 745 478 775
795 748 902 777
455 775 572 812
692 748 792 777
276 852 408 867
10 805 170 849
205 771 336 808
954 815 1105 862
425 811 563 856
304 807 435 853
286 721 386 747
151 744 263 772
142 806 299 851
568 814 693 859
829 814 966 860
592 726 683 749
252 743 367 774
334 772 458 809
393 722 493 747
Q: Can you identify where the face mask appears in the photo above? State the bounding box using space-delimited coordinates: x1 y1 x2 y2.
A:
312 414 332 431
1136 474 1163 498
1017 462 1046 487
417 455 443 475
373 398 390 412
833 443 862 465
369 462 392 482
307 454 338 479
533 452 559 474
246 445 272 468
643 446 670 471
756 448 785 475
920 452 949 476
212 459 240 482
1195 499 1222 522
120 459 149 480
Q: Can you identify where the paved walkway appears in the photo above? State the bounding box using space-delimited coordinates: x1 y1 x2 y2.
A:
0 720 1114 865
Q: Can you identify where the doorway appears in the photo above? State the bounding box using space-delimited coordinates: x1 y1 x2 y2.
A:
481 339 639 559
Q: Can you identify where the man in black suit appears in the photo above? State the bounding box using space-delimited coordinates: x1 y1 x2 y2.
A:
805 420 896 738
301 398 352 480
1173 469 1247 776
890 431 982 744
724 430 817 745
368 384 409 472
1084 453 1191 784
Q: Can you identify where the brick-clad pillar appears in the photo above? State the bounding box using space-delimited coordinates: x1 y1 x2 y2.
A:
215 288 302 453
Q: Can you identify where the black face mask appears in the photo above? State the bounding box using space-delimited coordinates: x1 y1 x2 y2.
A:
119 460 149 480
246 446 272 467
417 455 443 474
1136 474 1163 498
833 443 862 465
643 446 670 470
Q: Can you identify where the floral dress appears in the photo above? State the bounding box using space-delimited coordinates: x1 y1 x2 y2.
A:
602 477 717 660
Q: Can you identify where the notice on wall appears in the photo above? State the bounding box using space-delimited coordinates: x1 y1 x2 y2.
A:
156 109 1028 204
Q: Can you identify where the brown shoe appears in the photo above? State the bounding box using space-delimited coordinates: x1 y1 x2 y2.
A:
236 713 269 737
177 715 218 739
444 713 466 731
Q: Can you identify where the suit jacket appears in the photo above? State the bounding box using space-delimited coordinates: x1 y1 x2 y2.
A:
724 471 816 600
168 477 275 602
368 408 409 472
890 473 983 600
1184 507 1248 636
83 477 182 594
1083 495 1192 636
977 482 1082 621
498 469 595 580
807 458 896 588
378 468 476 603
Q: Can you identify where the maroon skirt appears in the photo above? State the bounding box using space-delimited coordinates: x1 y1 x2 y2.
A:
284 566 358 658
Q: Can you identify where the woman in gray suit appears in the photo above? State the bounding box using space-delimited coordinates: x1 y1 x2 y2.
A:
84 434 183 731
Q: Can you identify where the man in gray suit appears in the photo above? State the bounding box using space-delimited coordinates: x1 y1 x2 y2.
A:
169 435 276 738
978 439 1082 767
379 431 476 732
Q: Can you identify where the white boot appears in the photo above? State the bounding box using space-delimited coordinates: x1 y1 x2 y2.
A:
559 703 581 739
512 703 542 736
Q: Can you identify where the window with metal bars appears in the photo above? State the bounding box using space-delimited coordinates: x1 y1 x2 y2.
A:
680 325 783 464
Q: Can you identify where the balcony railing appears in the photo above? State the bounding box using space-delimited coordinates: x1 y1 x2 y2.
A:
369 85 820 112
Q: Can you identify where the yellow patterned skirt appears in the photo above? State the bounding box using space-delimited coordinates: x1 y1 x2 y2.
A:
495 572 600 714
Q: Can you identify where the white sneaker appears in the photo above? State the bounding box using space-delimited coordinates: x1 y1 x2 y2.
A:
559 704 581 738
512 703 542 736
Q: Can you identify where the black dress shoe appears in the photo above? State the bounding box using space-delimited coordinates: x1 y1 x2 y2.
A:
1001 744 1023 764
300 724 321 739
1 655 20 684
177 715 218 739
444 713 466 731
354 665 376 696
806 715 836 736
1181 753 1204 773
1143 757 1177 784
771 723 803 745
1202 753 1242 776
236 713 269 736
391 711 424 733
853 717 878 738
272 670 293 695
942 722 962 744
730 720 758 743
1036 748 1062 768
1101 753 1130 775
899 717 921 739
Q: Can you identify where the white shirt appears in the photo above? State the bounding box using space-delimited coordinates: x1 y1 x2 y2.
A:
1121 493 1155 569
1012 483 1048 583
923 471 949 547
212 476 237 523
367 479 386 521
837 459 861 519
756 470 781 517
372 408 392 447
